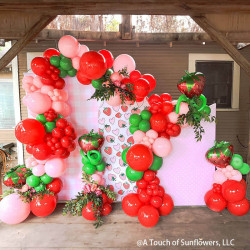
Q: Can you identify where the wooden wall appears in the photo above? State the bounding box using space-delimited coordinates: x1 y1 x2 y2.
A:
18 40 250 161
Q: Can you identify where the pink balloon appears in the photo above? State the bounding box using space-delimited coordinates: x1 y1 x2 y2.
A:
167 112 179 124
91 174 102 185
213 170 227 184
0 193 30 224
146 129 158 139
52 101 71 117
179 102 189 115
23 92 51 114
133 130 146 143
113 54 136 73
25 156 36 168
100 178 105 186
32 164 45 176
33 76 44 88
172 100 178 105
96 171 104 176
152 137 172 157
106 92 122 107
45 158 66 178
58 35 79 58
72 56 80 70
110 72 123 83
77 44 89 57
41 85 54 95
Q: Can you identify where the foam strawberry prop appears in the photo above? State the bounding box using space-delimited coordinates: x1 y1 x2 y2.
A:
3 165 29 187
78 130 104 153
177 71 205 98
206 141 234 168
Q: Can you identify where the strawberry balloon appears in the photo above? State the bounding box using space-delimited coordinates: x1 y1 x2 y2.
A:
78 130 104 153
3 165 28 187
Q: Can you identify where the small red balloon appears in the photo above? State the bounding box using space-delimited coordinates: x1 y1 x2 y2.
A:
43 48 60 60
101 203 112 216
101 193 108 204
133 78 150 98
82 202 99 221
129 70 141 83
122 193 143 217
138 205 159 228
150 196 163 208
32 142 51 160
148 94 161 105
56 118 68 129
31 57 50 77
77 70 92 85
222 180 246 202
61 136 73 148
150 113 168 132
204 189 227 212
30 194 57 217
26 144 34 154
139 190 152 203
160 93 172 102
227 198 249 216
52 128 65 138
126 144 153 171
46 178 63 194
136 179 148 189
158 193 174 216
54 78 65 89
161 101 174 115
142 74 156 92
143 170 156 182
99 50 114 69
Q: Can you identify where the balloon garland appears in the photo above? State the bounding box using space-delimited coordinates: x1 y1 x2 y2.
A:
0 34 248 227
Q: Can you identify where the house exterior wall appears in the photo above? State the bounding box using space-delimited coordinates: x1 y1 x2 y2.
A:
17 41 250 161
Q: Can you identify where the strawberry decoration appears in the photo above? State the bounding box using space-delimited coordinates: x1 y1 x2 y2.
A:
3 165 29 187
177 71 205 98
206 141 234 168
78 130 104 153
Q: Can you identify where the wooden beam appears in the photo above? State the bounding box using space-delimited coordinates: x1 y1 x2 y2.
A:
121 15 132 40
192 16 250 78
0 0 250 15
0 15 56 71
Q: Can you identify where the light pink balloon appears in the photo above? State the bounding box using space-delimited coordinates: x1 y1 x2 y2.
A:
179 102 189 115
58 35 79 58
52 101 71 117
77 44 89 57
167 112 179 124
25 156 36 168
113 54 136 73
172 100 178 105
230 171 242 182
23 92 51 114
133 130 146 143
146 129 158 139
32 164 45 176
45 158 66 178
213 170 227 184
72 56 80 70
91 174 102 185
22 75 34 85
41 85 54 95
33 76 44 88
152 137 172 157
0 193 30 224
106 92 122 107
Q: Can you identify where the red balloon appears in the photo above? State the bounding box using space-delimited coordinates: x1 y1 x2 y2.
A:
129 70 141 83
161 101 174 115
77 70 92 85
158 193 174 216
157 185 165 197
240 179 247 190
30 194 57 217
52 128 65 138
222 180 246 202
133 78 150 98
227 198 249 216
143 170 156 182
148 94 161 105
82 202 100 221
46 178 63 194
99 50 114 69
126 144 153 171
54 78 65 89
32 143 51 160
150 196 163 208
136 179 148 189
101 203 112 216
160 93 172 102
15 119 45 145
150 113 168 132
135 96 145 102
40 74 55 86
79 51 107 80
122 193 143 217
142 74 156 92
26 144 34 154
31 57 50 77
138 205 159 227
204 190 227 212
101 193 108 204
61 136 73 148
43 48 60 60
139 190 152 203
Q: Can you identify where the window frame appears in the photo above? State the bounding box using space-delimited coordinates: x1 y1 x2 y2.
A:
188 53 240 111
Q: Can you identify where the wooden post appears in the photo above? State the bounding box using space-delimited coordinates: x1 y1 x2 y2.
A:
0 15 56 71
121 15 132 40
192 16 250 78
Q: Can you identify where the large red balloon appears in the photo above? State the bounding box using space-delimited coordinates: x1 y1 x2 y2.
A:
126 144 153 171
43 48 60 60
204 190 227 212
222 180 245 202
31 57 50 77
122 193 143 217
142 74 156 92
46 178 63 194
138 205 159 228
227 198 249 216
99 50 114 69
133 78 150 98
158 193 174 216
77 70 92 85
150 113 168 132
30 194 57 217
15 119 45 145
79 51 107 80
32 143 51 160
82 202 99 221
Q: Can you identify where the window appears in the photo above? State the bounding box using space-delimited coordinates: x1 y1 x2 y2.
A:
189 54 240 110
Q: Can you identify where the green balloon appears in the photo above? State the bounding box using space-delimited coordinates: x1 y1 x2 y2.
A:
240 163 250 175
59 67 68 78
40 174 53 184
36 114 47 124
96 161 106 171
149 154 163 171
105 69 113 79
82 155 90 164
56 114 64 121
92 78 104 89
129 125 139 134
204 106 211 115
50 55 60 67
60 57 73 71
139 120 151 132
129 114 142 126
67 68 77 77
84 163 96 175
126 166 144 181
26 175 40 187
230 154 243 170
122 147 130 164
141 110 152 120
34 183 46 192
45 121 56 133
59 54 66 59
